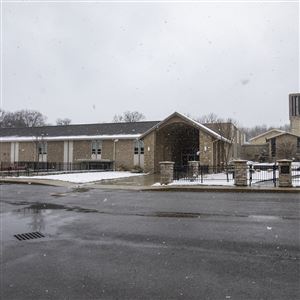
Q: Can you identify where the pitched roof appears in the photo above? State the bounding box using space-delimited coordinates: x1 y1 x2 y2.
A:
140 112 231 143
249 129 285 142
0 112 232 143
0 121 160 142
265 131 300 140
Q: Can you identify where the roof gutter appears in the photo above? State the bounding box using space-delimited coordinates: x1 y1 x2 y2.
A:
0 134 141 142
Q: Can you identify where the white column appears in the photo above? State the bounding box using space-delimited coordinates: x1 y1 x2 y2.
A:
10 142 19 163
64 141 74 164
69 141 73 163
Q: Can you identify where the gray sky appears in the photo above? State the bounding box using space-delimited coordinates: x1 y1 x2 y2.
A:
2 1 299 127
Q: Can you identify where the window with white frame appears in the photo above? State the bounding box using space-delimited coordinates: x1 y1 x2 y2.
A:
140 140 144 154
38 142 47 155
134 140 144 155
91 140 102 156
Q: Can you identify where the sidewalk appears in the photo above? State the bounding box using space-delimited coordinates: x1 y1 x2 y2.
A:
1 175 299 193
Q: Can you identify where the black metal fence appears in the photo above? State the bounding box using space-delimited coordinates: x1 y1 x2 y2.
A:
173 163 300 186
292 164 300 185
250 163 300 187
248 164 278 187
0 161 113 177
173 165 234 184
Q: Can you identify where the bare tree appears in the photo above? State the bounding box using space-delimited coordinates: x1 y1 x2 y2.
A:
0 109 6 125
197 113 238 179
113 111 145 123
195 113 220 124
0 111 19 128
241 124 290 141
17 110 47 127
276 140 297 160
56 118 72 125
0 109 47 128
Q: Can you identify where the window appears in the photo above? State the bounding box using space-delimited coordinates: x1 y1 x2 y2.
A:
91 140 102 155
271 138 276 157
134 140 144 155
134 140 139 155
140 141 144 154
291 95 300 116
297 137 300 149
38 142 47 155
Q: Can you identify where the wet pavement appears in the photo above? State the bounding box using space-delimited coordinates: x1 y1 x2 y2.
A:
1 184 300 299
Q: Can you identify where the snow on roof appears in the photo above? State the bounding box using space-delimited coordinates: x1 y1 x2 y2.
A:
0 134 141 142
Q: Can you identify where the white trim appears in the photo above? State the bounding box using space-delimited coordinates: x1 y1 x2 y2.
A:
69 141 73 163
10 142 19 163
0 134 141 143
249 129 285 142
265 131 300 140
38 154 47 162
64 141 74 164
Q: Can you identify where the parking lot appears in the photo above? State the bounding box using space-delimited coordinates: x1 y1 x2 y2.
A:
1 184 299 299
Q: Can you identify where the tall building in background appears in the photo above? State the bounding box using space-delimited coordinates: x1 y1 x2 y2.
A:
289 93 300 136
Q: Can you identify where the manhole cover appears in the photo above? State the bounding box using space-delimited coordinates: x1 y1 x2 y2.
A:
14 232 45 241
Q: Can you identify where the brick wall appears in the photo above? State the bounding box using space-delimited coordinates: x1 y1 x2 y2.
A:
47 141 64 162
155 130 172 172
143 132 155 173
102 140 114 160
73 141 91 161
199 130 213 166
0 142 11 163
241 144 269 162
19 142 36 162
290 117 300 136
115 140 134 170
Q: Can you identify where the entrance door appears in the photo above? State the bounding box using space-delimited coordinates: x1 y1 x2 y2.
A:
181 152 199 168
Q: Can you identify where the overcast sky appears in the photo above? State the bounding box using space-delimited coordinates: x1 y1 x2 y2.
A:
2 1 299 127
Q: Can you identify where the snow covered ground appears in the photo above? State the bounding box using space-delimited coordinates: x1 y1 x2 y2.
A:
169 173 234 186
154 162 300 187
16 171 144 184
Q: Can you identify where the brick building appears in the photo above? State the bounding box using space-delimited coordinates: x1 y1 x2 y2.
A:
0 112 243 173
241 93 300 162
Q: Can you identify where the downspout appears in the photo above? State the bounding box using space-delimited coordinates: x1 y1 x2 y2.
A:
113 139 118 171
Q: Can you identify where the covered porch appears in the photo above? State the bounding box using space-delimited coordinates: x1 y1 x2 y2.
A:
142 112 229 174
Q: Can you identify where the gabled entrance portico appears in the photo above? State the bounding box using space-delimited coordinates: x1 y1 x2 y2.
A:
141 112 229 173
156 122 199 168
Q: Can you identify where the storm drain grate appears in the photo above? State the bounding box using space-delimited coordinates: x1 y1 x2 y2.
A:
14 232 45 241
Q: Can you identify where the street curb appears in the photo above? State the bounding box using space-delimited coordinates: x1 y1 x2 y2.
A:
141 186 300 193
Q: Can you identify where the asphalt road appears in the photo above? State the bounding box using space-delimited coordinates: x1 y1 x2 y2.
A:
0 184 299 300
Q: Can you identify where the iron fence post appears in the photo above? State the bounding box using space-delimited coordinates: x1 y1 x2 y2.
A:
201 167 203 183
273 164 276 187
249 164 252 187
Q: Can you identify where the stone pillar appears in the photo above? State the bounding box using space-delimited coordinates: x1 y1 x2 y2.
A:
233 160 248 186
188 161 199 179
159 161 175 185
277 159 292 187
